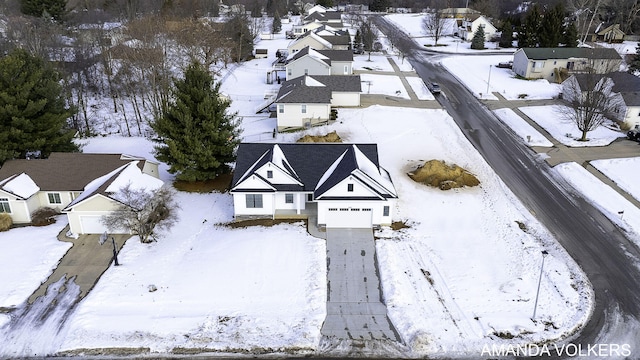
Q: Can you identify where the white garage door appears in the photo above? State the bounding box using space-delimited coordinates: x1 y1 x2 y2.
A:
325 207 372 228
79 215 109 234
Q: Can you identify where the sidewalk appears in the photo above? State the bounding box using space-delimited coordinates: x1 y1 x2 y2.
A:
488 91 640 209
28 228 131 304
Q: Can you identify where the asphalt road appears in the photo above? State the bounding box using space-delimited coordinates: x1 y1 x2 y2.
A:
373 16 640 356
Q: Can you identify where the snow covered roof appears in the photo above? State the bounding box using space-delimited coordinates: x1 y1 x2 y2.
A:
0 173 40 199
0 153 150 191
232 143 397 199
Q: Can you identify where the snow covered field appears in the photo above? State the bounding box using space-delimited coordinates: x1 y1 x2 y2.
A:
1 12 639 358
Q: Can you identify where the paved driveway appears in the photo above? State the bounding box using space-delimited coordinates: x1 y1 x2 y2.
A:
321 228 399 341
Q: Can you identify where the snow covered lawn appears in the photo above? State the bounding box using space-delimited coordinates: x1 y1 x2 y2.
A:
360 74 410 98
406 76 435 100
280 105 592 356
441 56 562 100
493 108 553 147
519 106 625 147
0 217 71 308
552 162 640 247
61 191 326 353
591 157 640 202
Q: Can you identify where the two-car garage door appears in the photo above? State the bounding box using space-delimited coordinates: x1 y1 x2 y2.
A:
325 207 372 228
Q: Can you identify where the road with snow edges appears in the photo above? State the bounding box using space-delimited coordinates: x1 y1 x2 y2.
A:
374 16 640 358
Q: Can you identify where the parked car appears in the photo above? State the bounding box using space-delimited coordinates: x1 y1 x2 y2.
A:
427 82 441 94
627 127 640 141
497 61 513 69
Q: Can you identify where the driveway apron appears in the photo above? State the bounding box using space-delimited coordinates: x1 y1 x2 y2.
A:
321 228 400 342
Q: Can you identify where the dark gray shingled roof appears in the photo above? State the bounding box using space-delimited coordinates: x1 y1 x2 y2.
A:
317 49 353 62
304 11 342 22
571 72 640 106
521 47 622 61
232 143 380 193
320 34 351 46
307 75 362 92
275 76 332 103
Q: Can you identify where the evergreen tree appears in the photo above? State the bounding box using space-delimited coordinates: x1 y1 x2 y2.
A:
224 12 254 62
471 26 485 50
517 4 541 47
21 0 67 21
539 4 564 47
563 22 579 47
629 43 640 74
272 11 282 34
152 62 241 182
354 29 363 50
316 0 333 8
369 0 389 12
0 49 78 164
499 20 513 48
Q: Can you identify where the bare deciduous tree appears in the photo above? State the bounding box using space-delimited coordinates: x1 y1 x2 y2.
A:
421 0 446 46
560 61 623 141
101 184 180 243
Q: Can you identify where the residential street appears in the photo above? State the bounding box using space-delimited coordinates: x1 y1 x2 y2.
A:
374 15 640 353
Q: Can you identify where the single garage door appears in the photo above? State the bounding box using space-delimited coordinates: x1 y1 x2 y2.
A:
79 215 109 234
325 207 372 228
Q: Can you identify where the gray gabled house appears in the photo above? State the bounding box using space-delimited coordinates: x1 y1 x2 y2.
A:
512 47 622 82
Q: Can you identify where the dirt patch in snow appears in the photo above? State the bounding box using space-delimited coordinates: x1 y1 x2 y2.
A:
174 173 233 193
226 219 306 228
408 160 480 190
296 131 342 143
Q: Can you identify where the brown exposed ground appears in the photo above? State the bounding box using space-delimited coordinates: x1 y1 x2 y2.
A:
173 173 233 193
296 131 342 143
408 160 480 190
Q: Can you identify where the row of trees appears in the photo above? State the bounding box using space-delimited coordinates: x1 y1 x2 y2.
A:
516 3 578 48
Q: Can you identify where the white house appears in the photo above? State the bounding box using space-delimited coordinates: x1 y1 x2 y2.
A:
231 143 397 229
512 47 623 82
274 75 361 131
285 46 353 80
458 14 497 41
0 153 162 235
563 72 640 129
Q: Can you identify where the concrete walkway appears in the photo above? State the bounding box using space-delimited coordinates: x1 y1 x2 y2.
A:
482 92 640 209
321 228 400 344
28 227 131 304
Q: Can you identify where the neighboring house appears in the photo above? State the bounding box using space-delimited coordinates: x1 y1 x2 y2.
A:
303 10 343 25
439 7 480 19
254 48 268 58
597 24 625 43
285 46 353 80
274 75 361 130
0 153 162 235
288 31 333 53
306 4 327 15
458 14 497 41
563 72 640 129
230 143 397 229
292 20 325 37
512 47 622 82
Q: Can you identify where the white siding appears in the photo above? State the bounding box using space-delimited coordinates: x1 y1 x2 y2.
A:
331 92 360 107
255 163 301 185
330 61 352 75
276 103 331 130
317 199 394 227
233 193 275 217
624 105 640 129
318 176 380 199
286 56 330 80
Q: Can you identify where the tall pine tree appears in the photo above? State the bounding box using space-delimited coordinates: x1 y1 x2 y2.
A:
499 20 513 48
272 11 282 34
152 61 241 182
629 43 640 74
0 49 78 164
471 26 485 50
21 0 67 21
539 4 565 47
517 4 541 47
563 22 579 47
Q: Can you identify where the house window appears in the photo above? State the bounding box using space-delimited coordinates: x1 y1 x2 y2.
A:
0 198 10 213
304 69 309 75
287 68 292 76
278 104 284 114
567 62 575 70
48 193 62 204
383 206 390 217
246 194 263 208
285 193 294 203
344 65 349 74
301 104 307 113
307 194 313 201
347 183 354 192
267 170 273 178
